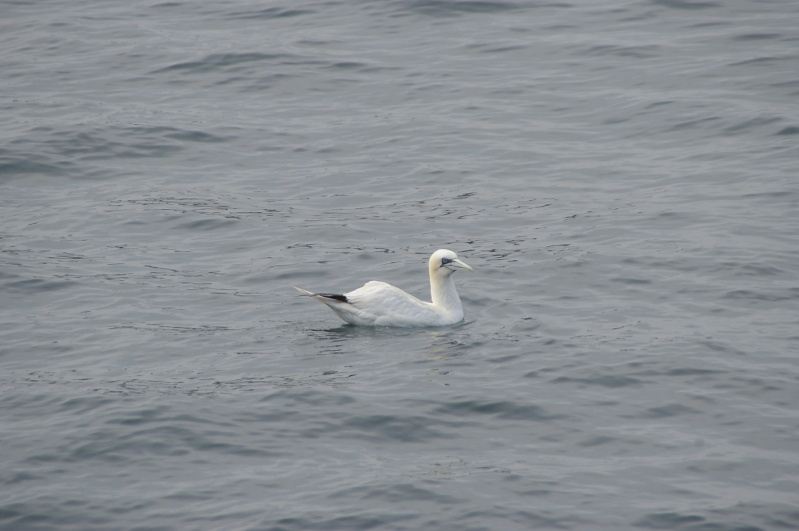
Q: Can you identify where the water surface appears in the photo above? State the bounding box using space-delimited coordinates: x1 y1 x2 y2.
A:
2 1 798 529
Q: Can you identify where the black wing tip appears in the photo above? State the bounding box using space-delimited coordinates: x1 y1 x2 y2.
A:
318 293 348 303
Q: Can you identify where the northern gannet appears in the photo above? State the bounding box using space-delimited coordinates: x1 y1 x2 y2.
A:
292 249 473 327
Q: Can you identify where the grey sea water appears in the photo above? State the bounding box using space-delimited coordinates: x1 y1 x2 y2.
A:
2 0 798 529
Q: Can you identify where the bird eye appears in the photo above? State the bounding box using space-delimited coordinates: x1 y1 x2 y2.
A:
441 258 452 265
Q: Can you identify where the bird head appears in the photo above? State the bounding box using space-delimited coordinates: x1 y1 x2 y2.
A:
429 249 473 276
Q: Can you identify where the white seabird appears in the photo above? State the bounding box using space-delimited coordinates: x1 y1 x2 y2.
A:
292 249 473 327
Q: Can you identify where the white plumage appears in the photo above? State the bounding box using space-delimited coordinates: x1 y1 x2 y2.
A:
292 249 473 327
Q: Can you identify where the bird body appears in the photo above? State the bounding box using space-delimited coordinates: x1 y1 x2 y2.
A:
292 249 473 327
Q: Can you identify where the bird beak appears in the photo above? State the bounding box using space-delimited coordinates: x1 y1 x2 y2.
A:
450 258 474 272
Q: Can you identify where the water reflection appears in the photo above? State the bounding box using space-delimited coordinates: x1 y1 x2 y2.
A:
304 323 411 355
425 322 474 360
303 322 475 360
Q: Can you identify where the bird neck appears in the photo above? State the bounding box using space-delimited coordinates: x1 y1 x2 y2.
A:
430 272 461 311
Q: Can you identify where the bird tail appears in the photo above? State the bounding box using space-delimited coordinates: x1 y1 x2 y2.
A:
290 286 349 303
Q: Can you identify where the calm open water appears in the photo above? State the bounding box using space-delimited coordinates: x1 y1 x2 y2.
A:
2 1 798 530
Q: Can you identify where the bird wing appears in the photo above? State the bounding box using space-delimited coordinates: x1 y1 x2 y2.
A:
345 281 441 326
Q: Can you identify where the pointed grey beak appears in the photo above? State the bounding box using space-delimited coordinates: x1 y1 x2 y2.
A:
449 258 474 272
